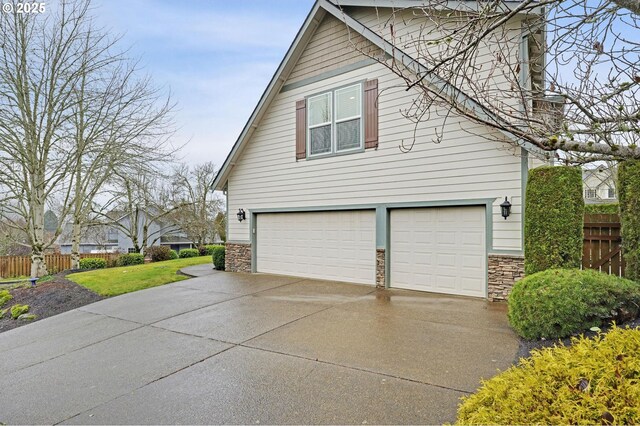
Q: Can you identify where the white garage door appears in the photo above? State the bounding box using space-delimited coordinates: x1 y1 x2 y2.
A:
390 206 486 297
256 211 376 284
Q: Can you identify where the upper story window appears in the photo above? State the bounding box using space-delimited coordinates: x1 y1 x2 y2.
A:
307 83 362 157
585 189 597 199
607 187 616 198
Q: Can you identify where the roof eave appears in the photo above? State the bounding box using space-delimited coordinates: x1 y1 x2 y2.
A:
212 2 326 190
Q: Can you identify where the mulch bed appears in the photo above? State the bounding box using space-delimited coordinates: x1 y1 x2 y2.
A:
517 317 640 360
0 272 103 333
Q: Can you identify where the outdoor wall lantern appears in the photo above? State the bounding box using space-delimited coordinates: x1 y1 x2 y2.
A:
500 197 512 220
237 208 246 222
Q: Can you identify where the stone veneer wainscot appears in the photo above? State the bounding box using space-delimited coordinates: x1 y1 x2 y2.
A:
487 254 525 301
225 243 252 273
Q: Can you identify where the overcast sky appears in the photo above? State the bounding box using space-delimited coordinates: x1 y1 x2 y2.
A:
94 0 315 168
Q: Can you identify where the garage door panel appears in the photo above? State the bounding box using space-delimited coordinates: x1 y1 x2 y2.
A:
257 211 376 285
391 207 486 297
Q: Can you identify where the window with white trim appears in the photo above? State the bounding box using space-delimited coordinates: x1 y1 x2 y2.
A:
585 189 597 199
607 187 616 198
307 83 362 157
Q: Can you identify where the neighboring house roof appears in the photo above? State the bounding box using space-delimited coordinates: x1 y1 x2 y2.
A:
212 0 544 191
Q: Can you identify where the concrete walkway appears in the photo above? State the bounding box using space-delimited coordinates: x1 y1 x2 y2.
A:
0 272 519 425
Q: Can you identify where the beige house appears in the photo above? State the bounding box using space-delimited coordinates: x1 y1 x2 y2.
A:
212 0 548 300
583 165 617 204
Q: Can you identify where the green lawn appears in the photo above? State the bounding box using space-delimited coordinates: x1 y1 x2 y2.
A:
68 256 213 297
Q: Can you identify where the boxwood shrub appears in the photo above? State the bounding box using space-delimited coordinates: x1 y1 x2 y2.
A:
524 166 584 275
178 248 199 258
211 245 225 270
508 269 640 340
456 327 640 425
618 160 640 281
145 245 174 262
78 258 107 270
169 249 178 260
116 253 145 266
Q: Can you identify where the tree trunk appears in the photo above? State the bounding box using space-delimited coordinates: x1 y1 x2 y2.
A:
30 200 48 277
70 220 81 269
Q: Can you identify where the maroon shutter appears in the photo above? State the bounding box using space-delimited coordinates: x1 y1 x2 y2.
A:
295 99 307 160
364 79 379 149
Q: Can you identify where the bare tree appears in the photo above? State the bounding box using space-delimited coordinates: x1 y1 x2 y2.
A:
340 0 640 161
95 168 184 254
169 162 223 248
0 0 176 275
67 50 174 268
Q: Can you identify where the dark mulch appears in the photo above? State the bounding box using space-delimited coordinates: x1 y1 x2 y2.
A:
517 317 640 360
0 272 103 333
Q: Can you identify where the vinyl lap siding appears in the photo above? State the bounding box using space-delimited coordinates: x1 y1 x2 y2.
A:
287 14 381 84
228 62 523 251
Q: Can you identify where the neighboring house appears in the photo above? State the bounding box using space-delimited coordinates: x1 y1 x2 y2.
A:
212 0 549 300
57 212 196 254
583 165 617 204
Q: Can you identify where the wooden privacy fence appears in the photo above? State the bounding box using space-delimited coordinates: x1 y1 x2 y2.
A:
583 213 625 277
0 253 120 278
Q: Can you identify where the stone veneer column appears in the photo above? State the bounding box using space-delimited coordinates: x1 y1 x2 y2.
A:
376 249 385 288
487 254 525 301
225 242 252 273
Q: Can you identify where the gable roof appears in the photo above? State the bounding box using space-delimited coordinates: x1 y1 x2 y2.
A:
212 0 543 191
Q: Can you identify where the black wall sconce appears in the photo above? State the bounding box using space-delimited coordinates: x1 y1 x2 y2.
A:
500 197 512 220
237 208 246 222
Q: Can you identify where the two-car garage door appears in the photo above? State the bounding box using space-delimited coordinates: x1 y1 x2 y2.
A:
255 206 486 297
256 211 376 284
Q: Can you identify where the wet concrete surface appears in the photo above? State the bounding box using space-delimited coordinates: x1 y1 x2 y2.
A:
0 272 519 425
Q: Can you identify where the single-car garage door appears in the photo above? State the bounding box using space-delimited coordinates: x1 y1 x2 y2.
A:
390 206 486 297
256 210 376 284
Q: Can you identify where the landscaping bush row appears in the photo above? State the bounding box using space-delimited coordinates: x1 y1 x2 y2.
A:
79 258 107 270
178 248 199 258
457 326 640 425
117 253 145 266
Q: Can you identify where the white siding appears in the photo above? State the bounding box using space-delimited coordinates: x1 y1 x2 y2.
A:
228 62 523 251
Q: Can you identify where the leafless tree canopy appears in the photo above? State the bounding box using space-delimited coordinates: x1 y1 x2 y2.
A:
0 0 175 275
168 162 224 248
346 0 640 161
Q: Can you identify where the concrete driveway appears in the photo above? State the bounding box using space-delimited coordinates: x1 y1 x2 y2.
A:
0 267 519 425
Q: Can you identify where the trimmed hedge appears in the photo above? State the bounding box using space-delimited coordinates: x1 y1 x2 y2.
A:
178 248 199 258
619 160 640 281
145 245 174 262
508 269 640 340
201 245 219 256
211 245 225 270
456 327 640 425
524 166 584 275
584 203 619 214
169 249 178 260
116 253 145 267
78 258 107 270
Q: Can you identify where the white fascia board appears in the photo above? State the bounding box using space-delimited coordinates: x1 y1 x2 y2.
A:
333 0 536 12
212 3 326 190
321 0 545 156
